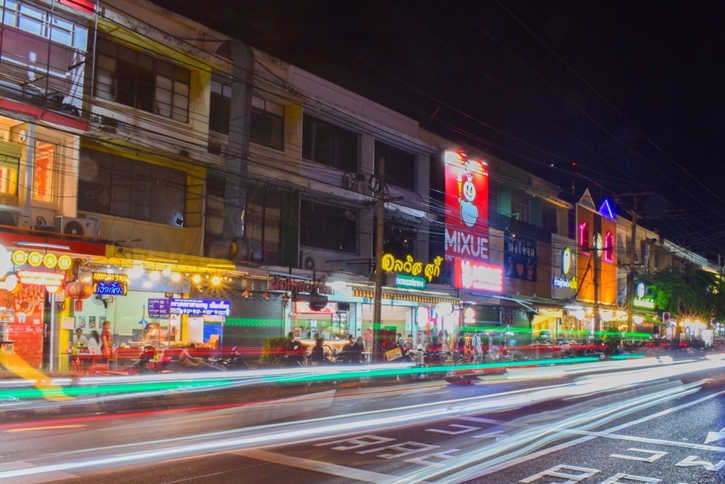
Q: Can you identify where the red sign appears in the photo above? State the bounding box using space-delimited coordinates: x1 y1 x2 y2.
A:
453 257 503 293
294 301 338 314
444 151 489 262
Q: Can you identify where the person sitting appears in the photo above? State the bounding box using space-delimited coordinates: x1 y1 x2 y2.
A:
310 337 330 365
426 335 442 353
179 343 213 369
407 343 426 366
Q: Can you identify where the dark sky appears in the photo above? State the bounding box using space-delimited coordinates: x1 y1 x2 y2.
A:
153 0 725 257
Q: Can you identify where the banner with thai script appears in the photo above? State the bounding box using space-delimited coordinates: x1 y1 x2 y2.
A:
504 234 537 281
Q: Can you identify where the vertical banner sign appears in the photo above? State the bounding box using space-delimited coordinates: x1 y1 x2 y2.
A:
444 151 489 263
504 234 537 281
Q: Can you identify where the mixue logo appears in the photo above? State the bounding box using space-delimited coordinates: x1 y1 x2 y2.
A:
445 229 488 260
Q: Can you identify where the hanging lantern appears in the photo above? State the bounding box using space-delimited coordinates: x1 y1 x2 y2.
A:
65 280 92 300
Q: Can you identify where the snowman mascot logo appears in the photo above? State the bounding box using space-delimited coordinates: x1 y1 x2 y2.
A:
458 173 479 228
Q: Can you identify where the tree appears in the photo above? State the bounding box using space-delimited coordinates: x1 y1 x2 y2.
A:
643 266 725 321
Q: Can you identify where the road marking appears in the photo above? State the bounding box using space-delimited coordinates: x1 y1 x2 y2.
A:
426 424 480 435
610 449 667 463
704 426 725 444
6 425 85 433
235 449 399 483
0 461 77 484
178 416 227 424
599 473 661 484
448 387 725 482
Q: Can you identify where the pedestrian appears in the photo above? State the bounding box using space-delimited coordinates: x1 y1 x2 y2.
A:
101 321 112 364
364 327 373 351
471 332 482 363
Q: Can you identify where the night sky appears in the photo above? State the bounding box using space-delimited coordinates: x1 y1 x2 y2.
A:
152 0 725 257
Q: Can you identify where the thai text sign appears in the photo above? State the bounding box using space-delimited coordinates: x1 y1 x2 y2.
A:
92 272 128 296
394 273 427 290
444 151 489 262
148 298 170 318
504 234 537 281
169 299 230 316
453 257 503 293
268 275 331 294
381 254 442 282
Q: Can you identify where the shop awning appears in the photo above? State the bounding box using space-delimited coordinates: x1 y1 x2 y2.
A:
351 288 458 305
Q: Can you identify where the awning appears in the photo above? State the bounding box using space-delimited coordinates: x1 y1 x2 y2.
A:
351 288 458 305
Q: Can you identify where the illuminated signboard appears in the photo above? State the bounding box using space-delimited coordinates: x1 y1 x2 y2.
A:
12 250 72 270
394 273 427 290
504 234 537 281
148 298 170 318
381 254 442 282
561 247 572 275
444 151 489 263
552 276 577 289
92 272 128 296
633 282 656 309
17 270 64 293
169 298 230 316
453 257 503 293
294 301 338 314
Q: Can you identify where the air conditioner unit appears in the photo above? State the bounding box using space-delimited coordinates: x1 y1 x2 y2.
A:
0 209 29 229
54 216 101 237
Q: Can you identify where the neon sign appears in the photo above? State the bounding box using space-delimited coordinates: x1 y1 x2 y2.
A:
552 276 577 289
444 151 489 263
633 282 655 309
393 273 427 290
453 257 503 293
17 270 65 293
599 199 616 220
579 223 590 255
92 272 128 296
603 231 615 262
381 254 442 282
169 299 230 316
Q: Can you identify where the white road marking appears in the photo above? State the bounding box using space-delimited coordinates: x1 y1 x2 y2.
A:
425 424 480 435
519 464 600 483
404 449 461 468
675 455 725 472
450 387 725 482
356 442 439 459
314 435 395 451
598 473 661 484
235 449 399 483
0 461 77 484
704 426 725 444
610 449 667 463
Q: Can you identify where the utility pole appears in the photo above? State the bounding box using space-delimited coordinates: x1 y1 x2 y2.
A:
626 195 640 338
372 158 385 363
593 246 600 338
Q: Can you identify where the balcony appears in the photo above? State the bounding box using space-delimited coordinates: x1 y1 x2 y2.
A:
488 211 556 242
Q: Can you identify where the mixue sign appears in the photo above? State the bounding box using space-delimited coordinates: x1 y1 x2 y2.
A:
444 151 489 262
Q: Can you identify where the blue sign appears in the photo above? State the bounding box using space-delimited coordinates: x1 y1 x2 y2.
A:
169 298 230 316
93 280 127 296
148 298 170 318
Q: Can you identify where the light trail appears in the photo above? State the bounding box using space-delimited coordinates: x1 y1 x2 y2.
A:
0 357 722 481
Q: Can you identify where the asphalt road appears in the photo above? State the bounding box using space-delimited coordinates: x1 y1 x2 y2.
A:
1 357 724 483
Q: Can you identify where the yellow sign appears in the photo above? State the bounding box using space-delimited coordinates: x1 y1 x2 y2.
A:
381 254 443 282
92 272 128 283
12 250 71 270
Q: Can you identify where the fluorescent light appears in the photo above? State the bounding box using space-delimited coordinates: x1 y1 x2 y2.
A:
15 242 71 251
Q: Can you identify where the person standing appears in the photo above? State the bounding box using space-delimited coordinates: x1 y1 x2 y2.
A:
364 327 373 351
471 332 483 363
101 321 112 364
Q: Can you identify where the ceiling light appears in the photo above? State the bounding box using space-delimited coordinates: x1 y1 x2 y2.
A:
211 275 221 286
171 272 181 282
150 271 161 281
192 274 201 284
162 268 172 277
128 266 144 279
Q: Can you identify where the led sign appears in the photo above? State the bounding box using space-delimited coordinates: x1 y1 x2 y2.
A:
552 276 577 289
453 257 503 293
444 151 489 263
17 270 64 293
92 272 128 296
294 301 338 314
634 299 655 309
633 282 656 309
381 254 442 282
561 247 572 275
169 298 230 316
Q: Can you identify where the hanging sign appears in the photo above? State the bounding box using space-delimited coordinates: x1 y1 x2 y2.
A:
17 270 65 293
92 272 128 296
169 298 230 316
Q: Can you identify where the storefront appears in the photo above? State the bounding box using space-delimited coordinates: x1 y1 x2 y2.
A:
0 233 106 369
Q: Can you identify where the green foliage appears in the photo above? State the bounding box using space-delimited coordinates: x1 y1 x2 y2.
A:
259 337 290 367
643 266 724 321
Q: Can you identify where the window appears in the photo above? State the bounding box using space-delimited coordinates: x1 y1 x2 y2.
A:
205 173 225 236
95 38 190 122
33 141 56 202
0 154 19 196
251 96 284 150
1 1 88 49
300 199 357 253
542 205 558 232
0 1 87 108
488 185 499 214
511 191 530 223
245 186 281 264
209 78 231 135
302 114 358 172
374 140 415 190
78 148 187 226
